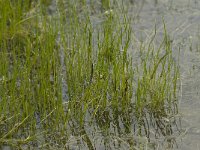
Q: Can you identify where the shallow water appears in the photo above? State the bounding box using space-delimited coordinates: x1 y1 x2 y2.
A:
131 0 200 149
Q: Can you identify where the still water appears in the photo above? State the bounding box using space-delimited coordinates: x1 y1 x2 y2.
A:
131 0 200 149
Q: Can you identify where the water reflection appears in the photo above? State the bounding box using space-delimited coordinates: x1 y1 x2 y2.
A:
65 101 180 149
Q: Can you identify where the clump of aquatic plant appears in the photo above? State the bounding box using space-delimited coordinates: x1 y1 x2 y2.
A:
133 25 180 143
59 0 133 124
58 0 180 148
0 0 180 149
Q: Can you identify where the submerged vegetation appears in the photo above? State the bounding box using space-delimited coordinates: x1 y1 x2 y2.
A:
0 0 180 149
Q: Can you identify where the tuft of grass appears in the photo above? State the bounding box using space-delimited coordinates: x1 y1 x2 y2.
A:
134 24 180 140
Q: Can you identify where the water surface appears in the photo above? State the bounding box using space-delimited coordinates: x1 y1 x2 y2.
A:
131 0 200 149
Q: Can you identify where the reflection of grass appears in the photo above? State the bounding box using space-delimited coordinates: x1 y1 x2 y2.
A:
0 0 180 149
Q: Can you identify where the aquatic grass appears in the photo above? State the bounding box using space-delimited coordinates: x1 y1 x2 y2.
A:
101 0 110 10
0 0 180 149
0 0 64 147
59 3 134 121
59 1 180 148
133 25 180 140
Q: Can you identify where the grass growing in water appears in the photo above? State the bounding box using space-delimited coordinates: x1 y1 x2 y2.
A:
0 0 180 149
